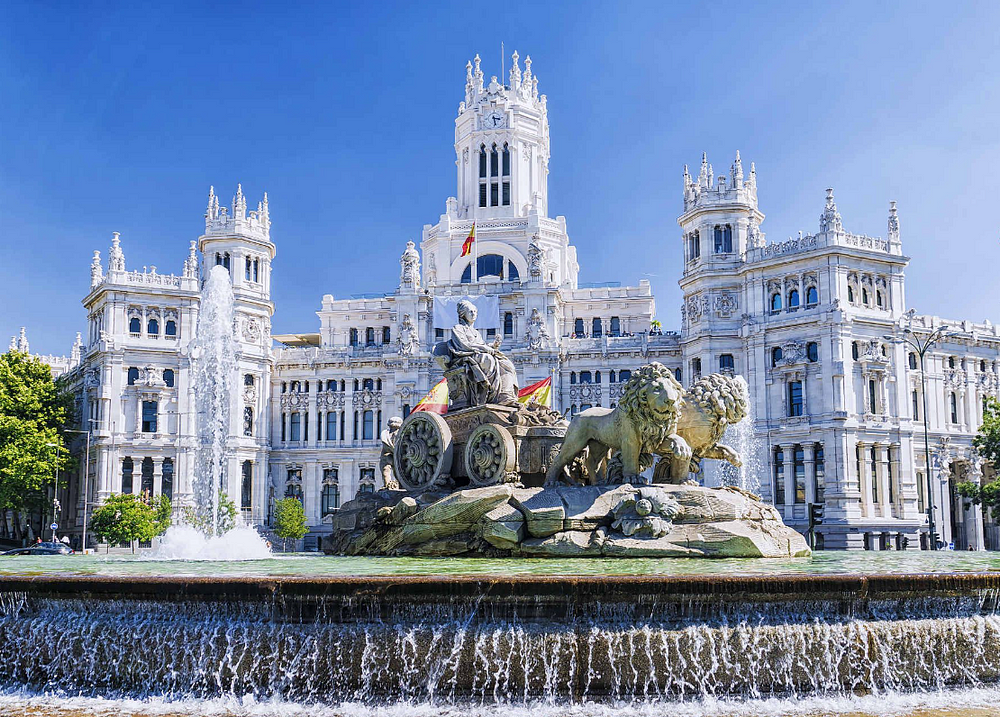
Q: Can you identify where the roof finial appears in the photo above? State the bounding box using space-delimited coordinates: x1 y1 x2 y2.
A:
888 200 900 242
820 188 843 233
733 150 743 185
108 231 125 272
16 327 28 353
510 50 521 89
90 250 103 288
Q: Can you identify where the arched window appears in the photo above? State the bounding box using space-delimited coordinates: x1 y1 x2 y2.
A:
862 288 869 305
620 370 632 382
244 406 253 436
349 328 359 346
570 372 576 384
147 319 159 335
771 347 783 367
507 262 519 280
245 256 252 281
127 367 139 385
981 360 987 372
163 369 175 387
363 378 374 391
807 342 819 362
880 343 887 357
382 326 391 344
490 144 500 206
121 457 134 494
852 341 859 360
353 379 359 391
595 371 602 383
479 144 488 207
788 289 800 309
490 143 499 177
949 356 956 369
129 317 141 334
322 482 340 515
609 371 617 383
365 327 375 346
574 318 585 337
592 318 602 338
876 291 884 309
673 367 681 382
503 312 513 337
377 378 382 390
223 253 231 272
478 254 504 279
162 458 173 500
719 354 735 371
610 317 621 337
770 293 782 313
692 358 702 375
848 285 855 303
909 352 918 370
950 392 958 423
806 286 819 306
241 461 252 508
165 320 177 337
580 371 592 384
363 410 375 440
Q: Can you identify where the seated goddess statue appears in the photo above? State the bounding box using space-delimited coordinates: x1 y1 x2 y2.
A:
433 300 519 408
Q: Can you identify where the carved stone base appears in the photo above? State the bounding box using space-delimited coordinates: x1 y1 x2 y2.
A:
323 483 811 559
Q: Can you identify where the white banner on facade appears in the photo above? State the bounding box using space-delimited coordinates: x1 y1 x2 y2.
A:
433 295 500 330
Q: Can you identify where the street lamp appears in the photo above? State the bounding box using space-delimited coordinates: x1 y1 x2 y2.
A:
885 312 955 550
44 442 60 542
64 419 98 552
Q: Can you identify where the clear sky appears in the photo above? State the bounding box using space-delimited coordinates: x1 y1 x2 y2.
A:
2 1 999 355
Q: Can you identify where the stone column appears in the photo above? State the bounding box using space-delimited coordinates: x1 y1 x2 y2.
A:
781 443 796 512
875 444 890 519
858 441 873 518
965 464 986 551
153 458 163 498
803 444 817 506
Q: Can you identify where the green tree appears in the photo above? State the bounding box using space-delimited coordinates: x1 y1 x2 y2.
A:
273 497 307 551
182 491 238 536
0 350 72 540
89 493 157 553
958 397 1000 520
151 494 173 536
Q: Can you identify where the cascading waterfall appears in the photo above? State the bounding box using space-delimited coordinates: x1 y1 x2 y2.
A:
720 400 762 495
0 590 998 706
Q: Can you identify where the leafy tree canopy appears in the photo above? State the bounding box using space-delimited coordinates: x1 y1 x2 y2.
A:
273 497 307 548
0 351 72 512
89 493 157 549
182 491 238 536
958 396 1000 520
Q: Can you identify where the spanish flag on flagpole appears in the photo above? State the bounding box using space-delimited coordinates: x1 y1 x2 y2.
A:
413 378 449 414
460 222 476 257
517 377 552 408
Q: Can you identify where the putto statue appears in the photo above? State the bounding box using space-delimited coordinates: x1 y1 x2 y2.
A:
653 373 749 483
546 363 686 484
433 300 519 408
379 416 403 490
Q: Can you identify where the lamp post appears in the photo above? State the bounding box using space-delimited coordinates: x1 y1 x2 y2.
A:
44 442 60 542
64 419 97 552
885 314 954 550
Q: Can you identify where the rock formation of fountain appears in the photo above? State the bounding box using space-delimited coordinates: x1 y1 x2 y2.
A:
151 265 270 560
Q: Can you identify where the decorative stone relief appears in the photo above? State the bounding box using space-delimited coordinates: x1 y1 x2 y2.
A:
397 314 419 356
714 292 738 318
525 308 550 350
527 234 545 280
399 241 420 289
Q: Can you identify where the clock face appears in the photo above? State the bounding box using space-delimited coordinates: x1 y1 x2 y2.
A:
485 111 504 129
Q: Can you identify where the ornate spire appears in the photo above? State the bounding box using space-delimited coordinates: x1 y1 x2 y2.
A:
108 232 125 272
707 163 714 188
16 327 28 353
509 50 521 90
473 54 483 93
732 150 744 186
233 183 246 220
261 191 270 227
71 332 83 364
697 152 708 187
183 240 199 278
683 164 692 189
7 335 15 352
523 55 532 83
888 200 900 242
206 185 219 220
819 188 843 233
90 250 103 288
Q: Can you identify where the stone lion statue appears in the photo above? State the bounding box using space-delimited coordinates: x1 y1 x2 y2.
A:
546 362 687 485
652 373 749 483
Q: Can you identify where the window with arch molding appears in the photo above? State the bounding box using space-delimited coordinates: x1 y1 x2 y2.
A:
771 347 783 367
876 291 884 309
949 356 956 369
592 318 602 338
570 372 576 384
807 342 818 362
147 318 159 335
503 312 513 337
595 371 602 383
770 293 782 313
165 320 177 337
787 289 800 310
163 369 175 387
950 392 958 423
574 318 584 337
579 371 592 384
478 143 488 207
673 368 682 382
129 317 141 334
848 285 855 303
806 286 818 306
862 288 869 305
127 367 139 386
610 316 621 336
460 254 519 283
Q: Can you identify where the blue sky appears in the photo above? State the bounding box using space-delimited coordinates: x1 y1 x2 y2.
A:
2 1 999 355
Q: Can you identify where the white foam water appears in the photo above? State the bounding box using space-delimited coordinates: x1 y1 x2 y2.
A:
720 398 762 495
147 523 271 561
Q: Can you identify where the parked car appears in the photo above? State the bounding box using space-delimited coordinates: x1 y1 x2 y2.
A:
2 542 74 556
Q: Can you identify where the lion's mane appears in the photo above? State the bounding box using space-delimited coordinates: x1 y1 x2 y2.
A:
617 362 683 450
686 373 749 429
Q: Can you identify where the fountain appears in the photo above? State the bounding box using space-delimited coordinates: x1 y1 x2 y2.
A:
151 264 270 561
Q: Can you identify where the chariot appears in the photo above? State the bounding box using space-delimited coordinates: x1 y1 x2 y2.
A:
392 403 567 492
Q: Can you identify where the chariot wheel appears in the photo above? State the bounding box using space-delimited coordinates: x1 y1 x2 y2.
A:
394 411 453 491
464 423 516 486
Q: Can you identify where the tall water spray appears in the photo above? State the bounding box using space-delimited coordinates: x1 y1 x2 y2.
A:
720 392 763 495
191 265 238 536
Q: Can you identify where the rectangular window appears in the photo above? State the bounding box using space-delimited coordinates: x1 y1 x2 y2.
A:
794 447 805 504
304 410 309 442
916 471 925 512
479 183 487 207
490 182 499 206
317 411 323 441
870 446 879 504
326 411 337 441
788 381 803 417
912 390 919 419
141 401 157 433
363 410 374 441
435 328 444 340
502 181 510 206
281 413 286 442
290 412 301 442
869 380 878 414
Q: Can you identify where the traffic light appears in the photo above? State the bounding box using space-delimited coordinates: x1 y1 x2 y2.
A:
807 502 824 550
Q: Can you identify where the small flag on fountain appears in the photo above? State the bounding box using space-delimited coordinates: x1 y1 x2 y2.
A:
517 377 552 408
460 222 476 257
413 378 449 414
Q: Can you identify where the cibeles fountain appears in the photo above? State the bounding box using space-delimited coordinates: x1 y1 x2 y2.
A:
325 300 809 559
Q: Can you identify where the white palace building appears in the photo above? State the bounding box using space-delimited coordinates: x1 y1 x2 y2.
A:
13 52 1000 551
